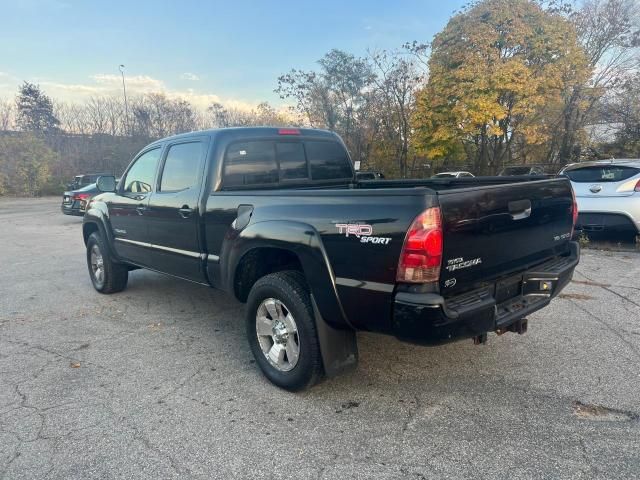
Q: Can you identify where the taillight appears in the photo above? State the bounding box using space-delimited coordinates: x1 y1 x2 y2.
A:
73 193 91 201
570 186 578 237
635 179 640 192
397 207 443 283
278 128 300 135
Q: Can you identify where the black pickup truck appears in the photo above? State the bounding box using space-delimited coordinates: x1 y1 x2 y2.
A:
83 127 579 390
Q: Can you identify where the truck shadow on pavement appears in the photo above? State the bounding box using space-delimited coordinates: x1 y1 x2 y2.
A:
118 267 530 395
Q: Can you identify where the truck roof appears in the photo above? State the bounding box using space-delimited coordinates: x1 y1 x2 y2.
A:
147 127 339 148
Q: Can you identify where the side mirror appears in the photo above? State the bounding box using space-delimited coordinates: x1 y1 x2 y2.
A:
96 175 117 193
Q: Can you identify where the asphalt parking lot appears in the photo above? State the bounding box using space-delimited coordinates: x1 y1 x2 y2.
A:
1 197 639 480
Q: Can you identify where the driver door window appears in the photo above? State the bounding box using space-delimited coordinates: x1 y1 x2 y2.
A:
109 147 161 266
123 148 161 194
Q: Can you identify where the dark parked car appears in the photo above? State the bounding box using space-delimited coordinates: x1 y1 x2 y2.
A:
499 165 545 176
67 173 112 191
61 183 99 216
83 127 579 390
356 171 385 180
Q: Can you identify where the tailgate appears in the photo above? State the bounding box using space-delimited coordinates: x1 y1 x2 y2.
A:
437 178 574 294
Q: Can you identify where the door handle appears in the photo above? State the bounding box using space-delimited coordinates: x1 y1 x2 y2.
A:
232 204 254 230
508 199 532 220
178 206 194 218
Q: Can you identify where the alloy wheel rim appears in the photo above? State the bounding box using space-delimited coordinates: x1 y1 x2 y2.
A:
256 298 300 372
90 244 104 286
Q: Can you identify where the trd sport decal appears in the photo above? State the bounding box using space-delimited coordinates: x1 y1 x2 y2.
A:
335 223 391 245
446 257 482 272
336 223 372 237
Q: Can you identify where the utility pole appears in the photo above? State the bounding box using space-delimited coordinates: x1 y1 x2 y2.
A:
119 64 129 135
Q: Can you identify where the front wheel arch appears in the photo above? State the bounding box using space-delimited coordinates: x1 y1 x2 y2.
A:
86 231 129 294
82 222 99 245
82 218 122 264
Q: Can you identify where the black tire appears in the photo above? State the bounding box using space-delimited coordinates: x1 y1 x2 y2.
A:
86 232 128 294
245 270 323 391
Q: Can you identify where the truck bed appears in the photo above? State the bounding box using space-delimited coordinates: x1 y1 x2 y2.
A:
205 175 575 335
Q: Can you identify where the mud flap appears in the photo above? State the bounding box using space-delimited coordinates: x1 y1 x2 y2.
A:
311 295 358 377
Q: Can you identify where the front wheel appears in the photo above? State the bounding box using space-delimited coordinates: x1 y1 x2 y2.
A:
86 232 128 294
245 271 323 391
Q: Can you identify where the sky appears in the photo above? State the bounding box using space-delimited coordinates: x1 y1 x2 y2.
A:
0 0 468 110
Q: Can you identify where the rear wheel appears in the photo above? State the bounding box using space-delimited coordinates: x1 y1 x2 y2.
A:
86 232 128 294
245 271 322 391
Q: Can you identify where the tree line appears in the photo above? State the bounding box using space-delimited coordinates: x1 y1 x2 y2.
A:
0 0 638 196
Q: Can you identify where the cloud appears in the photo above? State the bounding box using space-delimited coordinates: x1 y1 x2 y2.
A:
180 72 200 81
0 73 260 112
91 74 166 92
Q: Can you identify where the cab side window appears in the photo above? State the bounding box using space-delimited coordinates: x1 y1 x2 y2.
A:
223 141 277 187
160 142 205 192
123 148 161 193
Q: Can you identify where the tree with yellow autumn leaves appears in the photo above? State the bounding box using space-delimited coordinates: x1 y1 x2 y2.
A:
0 0 637 194
412 0 592 174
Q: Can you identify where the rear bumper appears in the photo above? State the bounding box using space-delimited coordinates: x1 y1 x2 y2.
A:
392 242 580 346
61 202 85 216
575 195 640 234
577 212 639 234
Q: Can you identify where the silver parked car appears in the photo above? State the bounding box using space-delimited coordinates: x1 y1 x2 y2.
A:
560 159 640 235
432 171 475 178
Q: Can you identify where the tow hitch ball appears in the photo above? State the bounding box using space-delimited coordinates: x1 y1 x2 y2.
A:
473 319 528 345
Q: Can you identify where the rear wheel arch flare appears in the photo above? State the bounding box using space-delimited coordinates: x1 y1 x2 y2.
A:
226 220 349 329
233 247 303 302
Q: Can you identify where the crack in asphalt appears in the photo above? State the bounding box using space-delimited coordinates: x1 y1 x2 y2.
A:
125 416 191 479
0 450 21 480
574 267 640 309
567 298 640 359
578 438 596 478
3 339 114 374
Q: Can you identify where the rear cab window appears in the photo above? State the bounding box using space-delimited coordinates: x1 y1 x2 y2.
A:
222 138 352 188
564 166 640 183
305 141 352 180
276 142 307 181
